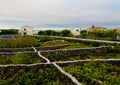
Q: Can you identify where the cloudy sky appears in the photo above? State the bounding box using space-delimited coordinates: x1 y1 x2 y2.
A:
0 0 120 29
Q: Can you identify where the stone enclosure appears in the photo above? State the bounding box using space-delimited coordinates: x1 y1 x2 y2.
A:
0 35 119 85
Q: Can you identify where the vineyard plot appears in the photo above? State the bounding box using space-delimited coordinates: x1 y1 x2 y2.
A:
62 61 120 85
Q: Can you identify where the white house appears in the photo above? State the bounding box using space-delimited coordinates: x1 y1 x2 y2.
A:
117 34 120 41
20 26 33 35
70 28 81 35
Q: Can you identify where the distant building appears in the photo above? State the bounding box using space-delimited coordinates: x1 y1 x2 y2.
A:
117 35 120 40
114 28 120 41
88 25 107 31
20 26 33 35
70 28 81 35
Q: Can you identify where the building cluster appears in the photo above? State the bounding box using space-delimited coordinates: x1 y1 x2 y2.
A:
19 25 120 40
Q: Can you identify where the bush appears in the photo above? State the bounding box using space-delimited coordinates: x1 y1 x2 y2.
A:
108 45 120 53
11 53 33 64
80 30 119 40
38 29 73 37
0 68 63 85
0 37 40 48
63 61 120 85
38 30 59 36
60 29 73 37
0 29 18 34
0 53 42 64
48 53 62 61
40 40 71 46
39 36 54 42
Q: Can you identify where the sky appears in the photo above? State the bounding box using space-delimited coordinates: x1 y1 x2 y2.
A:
0 0 120 29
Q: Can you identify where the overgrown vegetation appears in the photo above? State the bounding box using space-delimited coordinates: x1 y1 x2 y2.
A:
80 30 119 41
0 37 40 48
62 43 92 49
45 52 120 61
47 53 62 62
63 61 120 85
38 30 60 36
0 53 42 64
69 54 120 61
51 36 114 47
38 29 73 37
38 36 54 42
44 45 120 61
0 29 18 34
0 67 63 85
108 45 120 53
40 40 72 46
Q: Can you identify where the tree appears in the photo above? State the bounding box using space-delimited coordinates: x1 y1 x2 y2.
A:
1 29 18 34
60 29 73 37
38 30 58 36
45 30 57 36
38 30 45 35
80 30 88 38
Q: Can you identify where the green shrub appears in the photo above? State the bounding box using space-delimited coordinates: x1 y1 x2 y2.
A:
60 29 73 37
63 61 120 85
39 36 54 42
62 43 91 49
0 37 40 48
0 53 42 64
40 40 71 46
0 29 18 34
80 30 119 41
0 57 11 64
49 53 62 61
0 68 63 85
108 45 120 53
11 53 33 64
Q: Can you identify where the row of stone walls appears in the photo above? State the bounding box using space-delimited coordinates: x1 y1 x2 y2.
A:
35 44 71 51
0 47 34 52
41 46 111 59
0 52 46 63
0 51 37 57
56 59 120 67
0 44 70 52
0 63 77 85
49 36 118 46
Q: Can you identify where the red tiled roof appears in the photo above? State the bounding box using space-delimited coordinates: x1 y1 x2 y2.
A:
88 26 102 30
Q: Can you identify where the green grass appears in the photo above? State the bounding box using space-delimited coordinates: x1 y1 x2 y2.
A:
69 54 120 61
38 36 55 42
62 43 92 49
40 40 72 46
62 61 120 85
0 53 43 65
0 37 40 48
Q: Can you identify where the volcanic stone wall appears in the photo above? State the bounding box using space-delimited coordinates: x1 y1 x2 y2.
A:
41 46 111 58
35 44 71 51
0 63 77 85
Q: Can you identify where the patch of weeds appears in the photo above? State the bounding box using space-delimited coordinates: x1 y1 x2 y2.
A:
48 53 62 62
0 68 63 85
62 61 120 85
0 53 42 65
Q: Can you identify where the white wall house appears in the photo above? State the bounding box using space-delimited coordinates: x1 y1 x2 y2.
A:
117 34 120 41
20 26 33 35
70 28 81 35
